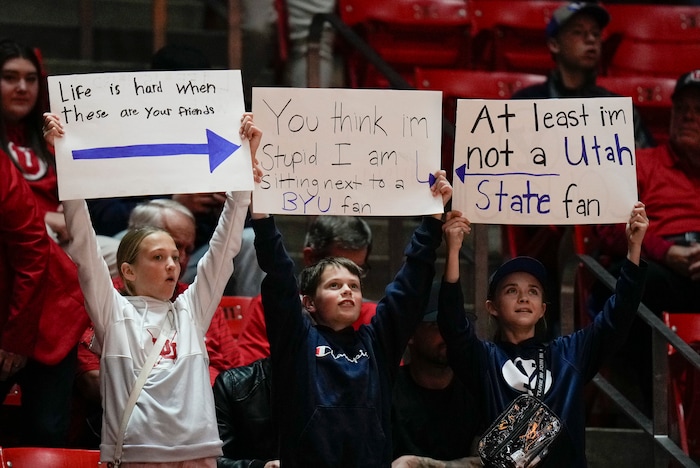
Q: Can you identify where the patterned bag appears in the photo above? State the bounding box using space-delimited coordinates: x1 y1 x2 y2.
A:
477 394 561 468
478 348 561 467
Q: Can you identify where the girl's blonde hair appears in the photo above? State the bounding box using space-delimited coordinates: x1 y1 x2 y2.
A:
117 226 170 296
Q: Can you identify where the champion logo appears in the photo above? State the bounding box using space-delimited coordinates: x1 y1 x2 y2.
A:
315 345 369 363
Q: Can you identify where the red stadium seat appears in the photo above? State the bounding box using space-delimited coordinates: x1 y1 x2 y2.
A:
663 312 700 459
596 75 676 147
219 296 253 338
0 446 100 468
605 5 700 79
338 0 473 88
469 0 563 73
414 67 546 183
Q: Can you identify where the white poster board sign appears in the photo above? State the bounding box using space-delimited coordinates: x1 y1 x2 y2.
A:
452 97 638 225
48 70 252 200
251 87 443 216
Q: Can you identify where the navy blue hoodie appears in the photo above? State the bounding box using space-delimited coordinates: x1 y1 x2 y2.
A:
438 260 647 467
252 215 443 467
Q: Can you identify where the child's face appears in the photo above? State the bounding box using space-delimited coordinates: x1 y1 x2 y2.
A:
304 265 362 331
486 271 546 336
122 232 180 301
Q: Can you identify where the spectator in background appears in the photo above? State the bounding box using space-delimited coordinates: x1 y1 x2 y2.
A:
508 1 654 336
595 70 700 413
598 69 700 315
241 0 280 110
214 357 278 468
0 38 69 244
513 1 653 149
0 150 89 447
391 281 482 468
235 215 376 367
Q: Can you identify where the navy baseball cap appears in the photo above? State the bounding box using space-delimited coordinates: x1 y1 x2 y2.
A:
487 257 548 300
546 2 610 38
672 70 700 100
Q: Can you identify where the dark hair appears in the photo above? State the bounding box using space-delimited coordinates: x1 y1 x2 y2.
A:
0 38 52 167
304 216 372 260
299 257 364 297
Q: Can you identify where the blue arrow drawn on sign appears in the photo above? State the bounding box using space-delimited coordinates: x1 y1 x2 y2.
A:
71 129 241 173
454 164 560 183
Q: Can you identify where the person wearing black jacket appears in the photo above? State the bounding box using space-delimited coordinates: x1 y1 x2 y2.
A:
213 358 278 468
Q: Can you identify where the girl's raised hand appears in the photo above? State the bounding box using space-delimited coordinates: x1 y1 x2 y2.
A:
42 112 64 147
626 201 648 265
443 210 471 251
627 201 648 246
240 112 263 183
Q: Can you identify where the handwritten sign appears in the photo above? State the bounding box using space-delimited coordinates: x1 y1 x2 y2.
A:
48 70 252 200
451 97 638 225
251 87 443 216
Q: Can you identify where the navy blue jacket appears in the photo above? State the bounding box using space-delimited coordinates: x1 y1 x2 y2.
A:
438 260 647 467
252 215 443 467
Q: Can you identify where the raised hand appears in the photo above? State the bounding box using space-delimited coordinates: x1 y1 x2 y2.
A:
240 112 263 183
42 112 64 147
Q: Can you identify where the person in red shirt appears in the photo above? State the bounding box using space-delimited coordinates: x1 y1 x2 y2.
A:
597 69 700 314
236 215 376 366
0 39 69 244
595 69 700 414
0 150 89 446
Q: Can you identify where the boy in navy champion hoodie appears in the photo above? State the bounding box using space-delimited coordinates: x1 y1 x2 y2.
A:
244 111 461 467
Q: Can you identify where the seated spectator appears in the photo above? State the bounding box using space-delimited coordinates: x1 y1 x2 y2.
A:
0 149 89 447
597 69 700 315
595 70 700 413
0 39 71 244
213 357 277 468
512 1 653 149
391 281 482 467
236 215 376 366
